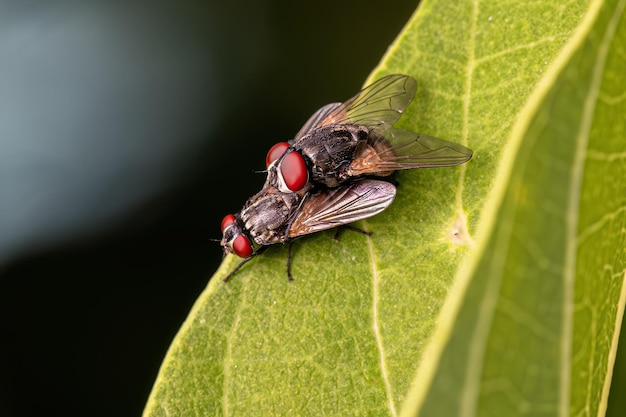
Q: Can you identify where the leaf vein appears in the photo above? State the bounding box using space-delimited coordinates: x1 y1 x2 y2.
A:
577 205 626 246
222 285 246 416
459 3 492 416
586 149 626 161
497 297 559 341
475 34 570 64
366 227 397 417
598 89 626 105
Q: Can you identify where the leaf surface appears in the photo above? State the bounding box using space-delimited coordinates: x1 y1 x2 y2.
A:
144 1 626 416
400 0 626 415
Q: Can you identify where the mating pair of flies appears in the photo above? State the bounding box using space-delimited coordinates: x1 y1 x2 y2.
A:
220 74 473 281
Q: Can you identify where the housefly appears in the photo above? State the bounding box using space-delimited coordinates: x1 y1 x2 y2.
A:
264 74 473 193
220 178 396 281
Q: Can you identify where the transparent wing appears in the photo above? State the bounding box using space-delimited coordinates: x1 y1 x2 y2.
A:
287 179 396 238
293 102 342 141
294 74 417 143
348 129 473 175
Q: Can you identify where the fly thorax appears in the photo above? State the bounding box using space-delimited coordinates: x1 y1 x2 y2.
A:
298 125 366 187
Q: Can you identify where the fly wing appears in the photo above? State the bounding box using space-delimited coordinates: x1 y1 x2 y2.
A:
293 102 342 141
288 179 396 238
348 129 473 175
294 75 417 143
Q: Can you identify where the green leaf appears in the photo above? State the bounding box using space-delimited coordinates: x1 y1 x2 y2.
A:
398 0 626 415
144 0 626 416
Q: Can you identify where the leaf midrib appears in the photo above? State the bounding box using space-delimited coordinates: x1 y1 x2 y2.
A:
366 228 398 417
459 0 483 414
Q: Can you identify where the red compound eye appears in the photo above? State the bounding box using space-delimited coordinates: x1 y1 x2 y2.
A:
266 142 290 168
221 214 236 232
280 151 308 191
232 235 253 258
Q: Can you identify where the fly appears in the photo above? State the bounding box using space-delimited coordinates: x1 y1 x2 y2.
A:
220 178 396 281
264 74 473 193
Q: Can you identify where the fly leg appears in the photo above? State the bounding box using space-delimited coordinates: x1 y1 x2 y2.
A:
286 242 294 281
332 225 371 242
223 258 251 282
223 247 267 282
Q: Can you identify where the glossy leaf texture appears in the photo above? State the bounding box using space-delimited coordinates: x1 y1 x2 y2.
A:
144 0 626 416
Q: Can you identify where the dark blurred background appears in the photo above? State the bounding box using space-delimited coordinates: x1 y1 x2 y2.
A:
0 1 417 416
